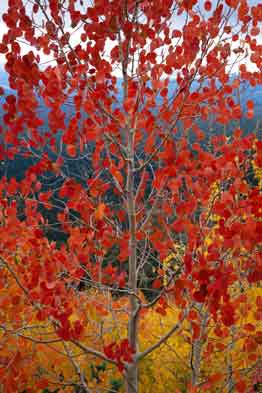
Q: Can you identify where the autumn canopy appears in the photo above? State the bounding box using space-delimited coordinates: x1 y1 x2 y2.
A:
0 0 261 392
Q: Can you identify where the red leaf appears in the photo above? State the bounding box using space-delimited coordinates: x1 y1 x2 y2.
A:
193 284 208 303
235 380 246 392
67 144 77 157
247 99 254 110
204 1 212 11
191 322 200 340
37 379 49 389
104 343 116 359
156 307 167 316
221 304 235 326
152 278 162 289
256 296 262 309
243 323 255 332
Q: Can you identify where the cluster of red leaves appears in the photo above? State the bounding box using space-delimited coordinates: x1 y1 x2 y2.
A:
104 339 135 372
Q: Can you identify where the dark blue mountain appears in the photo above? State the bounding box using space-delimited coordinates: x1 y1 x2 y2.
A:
1 68 262 113
1 68 262 142
0 69 260 244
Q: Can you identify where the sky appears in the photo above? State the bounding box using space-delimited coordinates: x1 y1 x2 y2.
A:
0 0 8 69
0 0 261 75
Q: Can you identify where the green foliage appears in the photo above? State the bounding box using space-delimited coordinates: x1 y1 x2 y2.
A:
90 361 107 383
41 389 60 393
109 378 123 392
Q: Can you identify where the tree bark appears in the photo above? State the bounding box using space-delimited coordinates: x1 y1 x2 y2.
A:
226 327 236 393
126 126 139 393
191 309 208 387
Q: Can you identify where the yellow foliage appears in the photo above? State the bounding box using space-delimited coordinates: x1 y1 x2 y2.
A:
252 159 262 190
162 243 185 285
138 307 191 393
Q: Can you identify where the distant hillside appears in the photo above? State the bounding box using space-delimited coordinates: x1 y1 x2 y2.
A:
0 69 260 243
1 68 262 114
0 68 261 161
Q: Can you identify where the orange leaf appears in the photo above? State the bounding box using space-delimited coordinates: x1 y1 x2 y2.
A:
95 203 106 220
